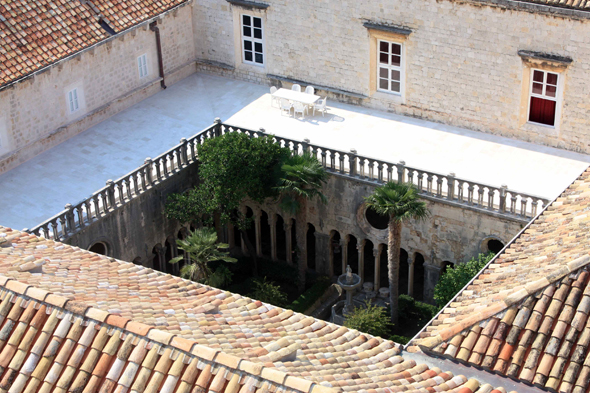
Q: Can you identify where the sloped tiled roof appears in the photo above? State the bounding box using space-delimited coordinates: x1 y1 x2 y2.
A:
513 0 590 11
0 0 187 88
0 226 511 393
415 166 590 391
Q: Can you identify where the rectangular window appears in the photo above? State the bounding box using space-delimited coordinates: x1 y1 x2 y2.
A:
138 54 148 78
528 69 559 127
68 89 79 113
377 40 402 94
242 15 264 65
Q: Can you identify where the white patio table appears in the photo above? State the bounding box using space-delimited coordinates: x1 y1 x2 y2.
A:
272 88 320 106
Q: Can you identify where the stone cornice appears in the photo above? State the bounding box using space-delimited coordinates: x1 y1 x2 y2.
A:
225 0 269 10
363 22 412 36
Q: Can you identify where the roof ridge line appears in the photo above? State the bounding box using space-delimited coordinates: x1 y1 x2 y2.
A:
0 275 340 393
419 254 590 349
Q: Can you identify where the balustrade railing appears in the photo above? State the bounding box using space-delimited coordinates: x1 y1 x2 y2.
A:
28 120 548 241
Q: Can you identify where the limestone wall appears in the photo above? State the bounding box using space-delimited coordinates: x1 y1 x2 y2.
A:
0 4 197 174
193 0 590 153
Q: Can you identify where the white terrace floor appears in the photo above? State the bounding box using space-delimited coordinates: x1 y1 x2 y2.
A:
2 73 590 230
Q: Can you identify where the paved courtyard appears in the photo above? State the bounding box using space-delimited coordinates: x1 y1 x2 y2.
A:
1 72 590 230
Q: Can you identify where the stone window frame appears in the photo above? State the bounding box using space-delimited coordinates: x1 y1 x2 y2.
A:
67 88 80 113
365 23 412 104
137 53 149 79
231 6 267 72
240 14 265 66
518 51 572 133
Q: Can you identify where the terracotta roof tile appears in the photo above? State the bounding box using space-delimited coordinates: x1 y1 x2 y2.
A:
0 226 511 393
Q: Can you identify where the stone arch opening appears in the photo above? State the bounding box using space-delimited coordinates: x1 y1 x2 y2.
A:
365 207 389 230
276 214 286 261
379 244 388 289
260 210 272 257
133 257 142 265
88 241 109 256
399 248 409 296
152 244 164 272
245 206 256 250
307 224 316 270
331 231 342 277
414 252 425 301
347 235 359 274
164 236 177 275
487 239 504 254
442 261 454 274
363 240 375 286
290 218 297 263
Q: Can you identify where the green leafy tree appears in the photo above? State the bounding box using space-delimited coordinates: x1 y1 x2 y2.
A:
276 152 328 291
166 132 290 275
434 252 495 308
364 182 429 324
249 277 288 307
169 227 236 282
344 301 392 338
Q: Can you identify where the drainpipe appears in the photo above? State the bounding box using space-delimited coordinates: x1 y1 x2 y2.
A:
150 21 167 89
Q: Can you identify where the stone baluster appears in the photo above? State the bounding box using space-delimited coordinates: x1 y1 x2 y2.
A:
64 204 75 234
359 157 366 178
330 150 335 170
436 176 443 197
58 214 67 239
115 181 123 204
144 158 153 186
407 169 415 185
284 220 293 264
374 247 382 291
499 184 508 212
349 149 358 177
397 161 406 183
76 205 85 229
302 138 310 154
270 213 278 262
408 254 415 297
377 162 384 182
155 157 162 180
132 173 139 195
511 193 518 214
447 173 456 200
426 174 433 194
321 149 327 168
339 152 345 174
180 138 188 166
84 200 92 222
50 220 59 241
214 117 222 137
106 180 116 210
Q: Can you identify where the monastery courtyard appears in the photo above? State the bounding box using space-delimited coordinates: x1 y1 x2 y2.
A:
2 72 590 230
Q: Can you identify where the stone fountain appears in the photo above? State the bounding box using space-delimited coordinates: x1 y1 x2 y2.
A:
331 265 362 325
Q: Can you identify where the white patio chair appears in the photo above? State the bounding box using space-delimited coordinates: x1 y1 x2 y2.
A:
291 84 301 92
313 97 327 117
280 98 293 116
270 86 279 107
293 101 307 118
305 86 315 95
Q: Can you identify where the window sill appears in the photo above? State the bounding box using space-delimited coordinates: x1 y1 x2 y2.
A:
522 121 559 135
237 61 266 72
371 91 404 105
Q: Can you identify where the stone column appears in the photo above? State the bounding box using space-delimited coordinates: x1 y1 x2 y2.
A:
341 237 348 274
423 263 442 304
374 246 382 291
284 220 293 264
314 232 330 275
270 213 278 262
254 210 262 257
357 241 365 283
408 254 415 297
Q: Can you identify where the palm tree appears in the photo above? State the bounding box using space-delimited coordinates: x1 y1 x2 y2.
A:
169 227 236 282
276 152 328 291
365 182 429 324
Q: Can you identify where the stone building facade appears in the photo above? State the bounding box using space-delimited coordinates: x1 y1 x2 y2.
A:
0 1 195 173
193 0 590 153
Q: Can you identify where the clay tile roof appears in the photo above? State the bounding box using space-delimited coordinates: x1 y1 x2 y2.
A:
0 0 187 88
0 226 510 393
415 166 590 392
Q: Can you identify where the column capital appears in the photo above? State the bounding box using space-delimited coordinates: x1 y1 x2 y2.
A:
373 248 380 258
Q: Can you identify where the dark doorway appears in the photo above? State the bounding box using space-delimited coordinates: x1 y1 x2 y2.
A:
89 242 108 255
164 237 176 275
331 231 342 277
364 240 375 285
487 239 504 254
399 248 409 296
276 215 286 260
347 235 358 274
260 210 272 257
380 244 388 289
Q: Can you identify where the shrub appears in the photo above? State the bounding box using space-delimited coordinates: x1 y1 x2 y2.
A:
344 301 392 338
434 252 495 308
289 277 331 313
399 294 439 321
207 265 233 289
249 277 288 307
391 335 411 344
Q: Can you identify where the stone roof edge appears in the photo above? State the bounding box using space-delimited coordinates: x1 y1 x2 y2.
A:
407 165 590 351
418 254 590 349
0 0 193 92
0 275 340 393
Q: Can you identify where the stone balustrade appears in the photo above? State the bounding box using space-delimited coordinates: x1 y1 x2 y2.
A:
29 120 549 241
